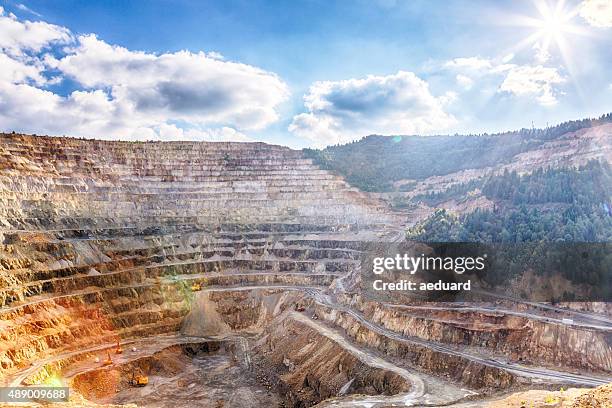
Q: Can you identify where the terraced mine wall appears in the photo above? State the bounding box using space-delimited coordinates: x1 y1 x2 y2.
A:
347 295 612 372
0 133 610 407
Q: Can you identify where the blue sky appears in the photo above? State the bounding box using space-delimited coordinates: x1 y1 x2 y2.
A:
0 0 611 147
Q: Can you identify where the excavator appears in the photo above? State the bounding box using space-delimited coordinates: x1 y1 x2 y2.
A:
190 282 202 291
130 369 149 387
102 351 113 367
115 340 123 354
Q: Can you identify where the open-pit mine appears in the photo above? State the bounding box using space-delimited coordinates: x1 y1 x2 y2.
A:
0 133 610 407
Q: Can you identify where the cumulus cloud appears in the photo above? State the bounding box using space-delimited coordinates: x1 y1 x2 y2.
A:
0 82 127 137
0 10 287 141
498 65 565 106
443 53 566 106
579 0 612 28
50 34 289 131
0 81 253 141
0 52 47 84
0 7 69 87
0 7 70 55
289 71 456 146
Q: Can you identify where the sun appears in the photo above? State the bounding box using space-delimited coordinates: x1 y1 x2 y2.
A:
534 0 575 47
506 0 591 67
539 7 568 38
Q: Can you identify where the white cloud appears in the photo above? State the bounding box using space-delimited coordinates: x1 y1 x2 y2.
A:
443 53 566 106
579 0 612 28
0 81 139 138
0 7 70 56
498 65 565 106
16 3 42 18
0 9 66 88
439 91 458 105
0 11 289 141
445 57 516 77
533 42 550 64
51 34 289 131
289 71 456 146
0 53 47 84
455 74 474 90
156 123 251 142
444 57 493 71
0 81 253 141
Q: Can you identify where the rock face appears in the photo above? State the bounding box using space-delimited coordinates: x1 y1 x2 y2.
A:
0 133 609 407
0 133 403 402
0 134 394 229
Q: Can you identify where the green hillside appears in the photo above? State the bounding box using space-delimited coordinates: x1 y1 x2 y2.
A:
408 160 612 243
304 113 612 192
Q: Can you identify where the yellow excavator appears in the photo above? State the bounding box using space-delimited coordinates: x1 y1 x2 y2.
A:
102 351 113 367
115 340 123 354
190 282 202 291
130 369 149 387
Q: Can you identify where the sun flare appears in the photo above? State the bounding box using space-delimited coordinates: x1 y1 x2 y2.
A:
539 7 568 38
531 0 579 52
504 0 592 79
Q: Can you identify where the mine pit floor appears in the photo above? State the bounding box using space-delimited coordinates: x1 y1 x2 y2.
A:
90 346 280 408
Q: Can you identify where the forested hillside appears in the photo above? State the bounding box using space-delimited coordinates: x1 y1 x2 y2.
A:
305 113 612 192
407 161 611 295
408 160 611 243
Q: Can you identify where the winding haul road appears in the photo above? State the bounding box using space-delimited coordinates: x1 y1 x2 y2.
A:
382 303 612 331
304 289 611 387
2 283 610 406
291 312 427 407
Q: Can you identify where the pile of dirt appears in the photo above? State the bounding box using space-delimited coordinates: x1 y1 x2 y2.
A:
483 384 611 408
570 383 612 408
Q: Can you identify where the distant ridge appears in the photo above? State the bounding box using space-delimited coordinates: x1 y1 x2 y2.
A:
304 113 612 192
